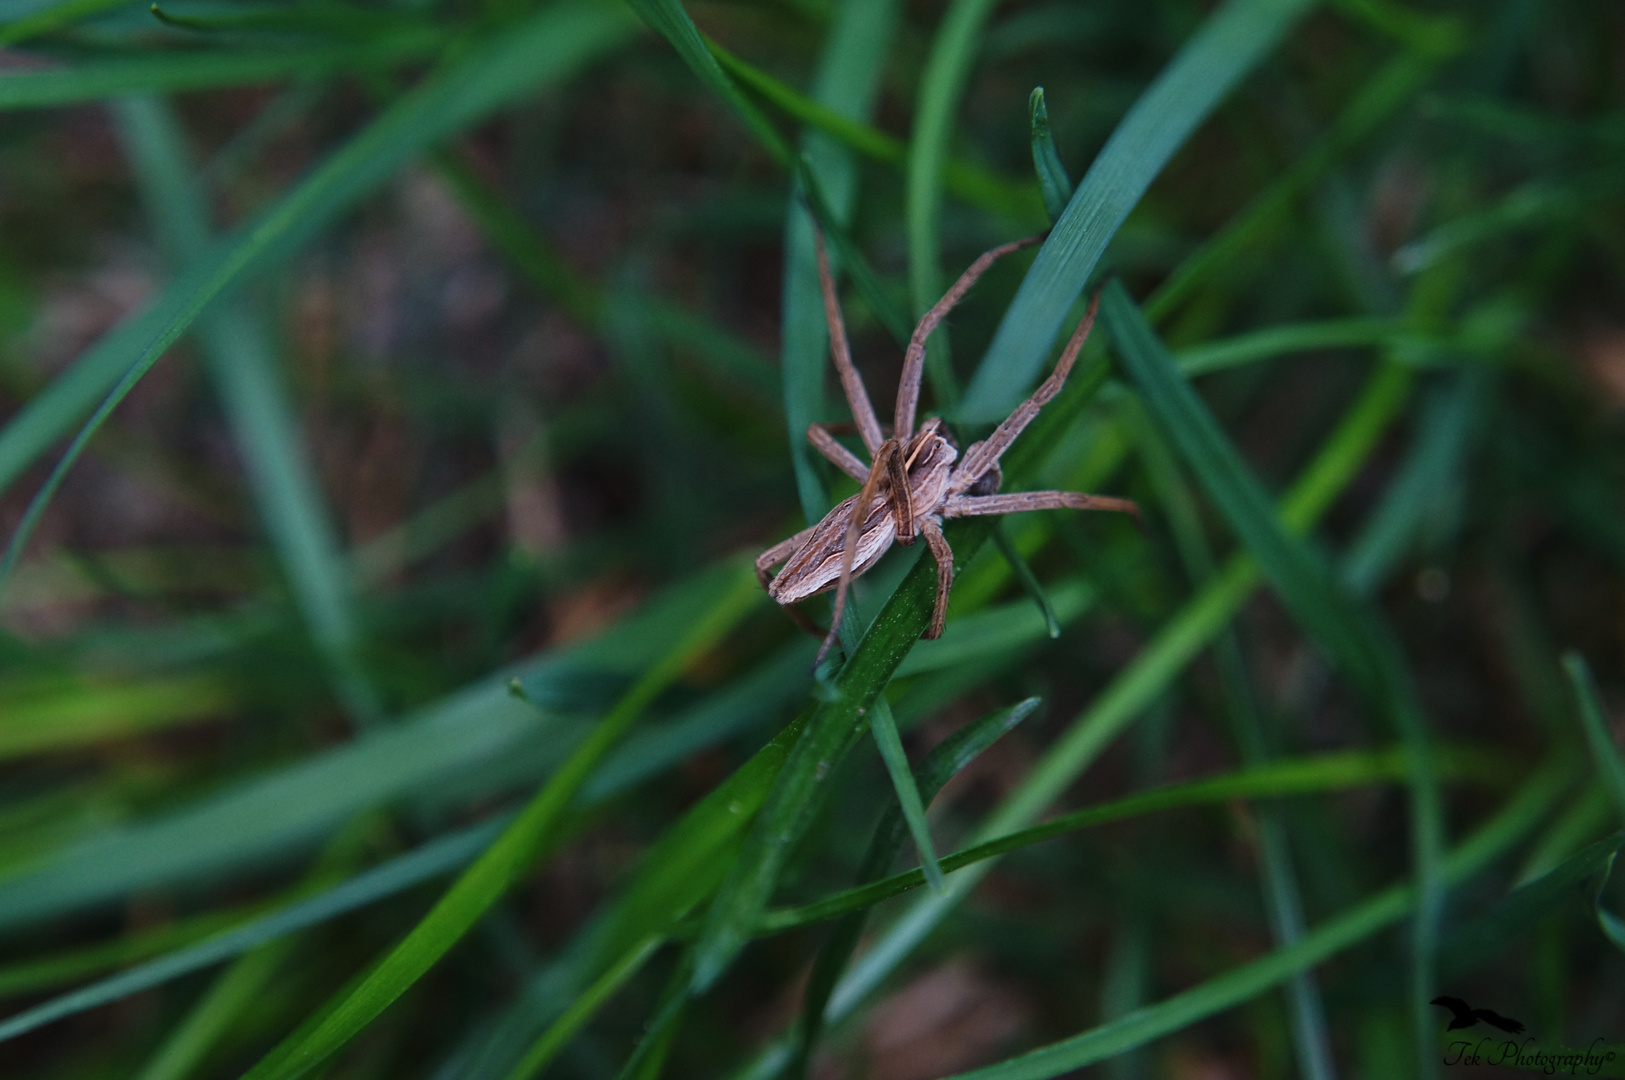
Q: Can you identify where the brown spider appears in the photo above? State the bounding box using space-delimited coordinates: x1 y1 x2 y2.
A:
756 232 1139 669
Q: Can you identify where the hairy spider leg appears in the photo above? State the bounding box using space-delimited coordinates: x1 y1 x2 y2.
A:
814 232 884 455
943 491 1140 520
919 519 954 639
815 437 898 671
755 524 826 638
806 422 869 481
950 292 1100 495
893 234 1045 443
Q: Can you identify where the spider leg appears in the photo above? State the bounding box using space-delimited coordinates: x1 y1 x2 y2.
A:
919 518 954 640
807 422 870 482
815 439 897 671
815 231 885 456
895 233 1045 442
942 490 1140 521
950 291 1100 495
758 524 827 638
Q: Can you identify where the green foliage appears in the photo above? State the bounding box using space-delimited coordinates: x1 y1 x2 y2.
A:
0 0 1621 1077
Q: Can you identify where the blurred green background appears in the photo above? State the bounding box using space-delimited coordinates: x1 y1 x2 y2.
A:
0 0 1622 1077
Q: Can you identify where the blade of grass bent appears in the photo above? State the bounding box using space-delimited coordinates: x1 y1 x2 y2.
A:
1102 282 1444 1072
113 95 381 727
959 0 1317 422
0 0 638 581
240 567 761 1080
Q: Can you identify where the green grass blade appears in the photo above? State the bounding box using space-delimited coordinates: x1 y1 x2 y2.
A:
239 567 760 1080
934 762 1568 1080
866 698 944 893
1563 652 1625 821
774 0 900 522
1103 280 1444 1070
990 526 1061 638
1144 49 1447 321
0 38 442 109
709 40 1042 223
0 0 638 574
113 95 381 727
0 817 506 1044
790 698 1039 1074
1174 316 1407 377
504 936 663 1080
1028 86 1073 223
132 941 293 1080
687 519 998 993
1 0 140 44
1441 830 1625 974
761 745 1501 931
959 0 1317 422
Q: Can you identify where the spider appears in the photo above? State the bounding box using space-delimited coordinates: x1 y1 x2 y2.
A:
757 231 1139 670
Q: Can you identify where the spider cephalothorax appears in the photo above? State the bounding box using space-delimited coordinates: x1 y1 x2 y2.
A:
757 233 1138 668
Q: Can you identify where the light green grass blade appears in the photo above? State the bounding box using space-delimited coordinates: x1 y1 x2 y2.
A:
934 763 1568 1080
0 674 229 758
0 38 443 110
238 567 760 1080
990 526 1061 639
1174 316 1406 377
133 940 292 1080
113 95 381 727
866 697 944 894
959 0 1317 421
1028 86 1074 223
0 0 137 43
504 936 663 1080
1102 281 1444 1070
1563 652 1625 821
0 817 506 1044
0 0 638 586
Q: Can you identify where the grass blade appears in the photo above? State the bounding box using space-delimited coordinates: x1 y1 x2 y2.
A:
790 698 1039 1074
935 763 1567 1080
240 566 761 1080
1563 652 1625 821
0 39 443 110
113 94 381 727
1028 86 1073 223
1103 280 1444 1070
959 0 1317 422
0 817 507 1044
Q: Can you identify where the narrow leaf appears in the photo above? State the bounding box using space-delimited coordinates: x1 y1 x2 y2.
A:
960 0 1317 421
1028 86 1073 223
